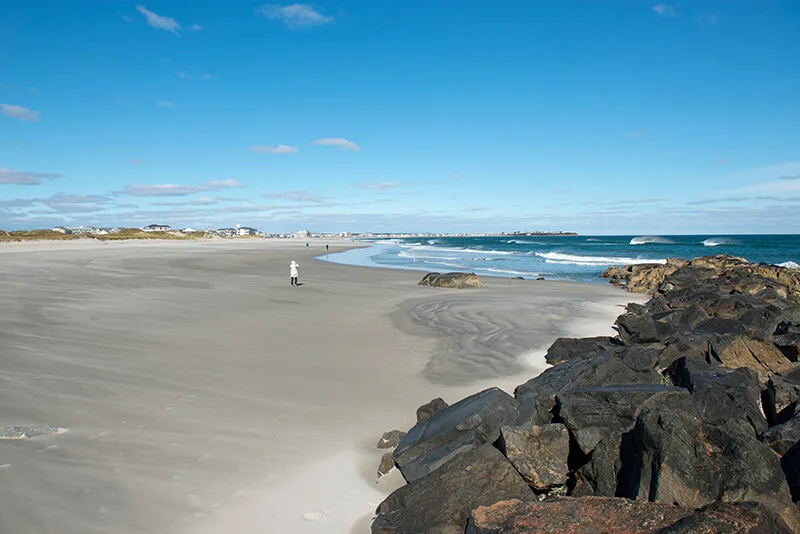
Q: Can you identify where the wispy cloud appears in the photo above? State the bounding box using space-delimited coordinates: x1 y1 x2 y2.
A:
452 174 462 180
205 179 242 189
136 5 181 34
132 158 145 165
685 197 749 206
156 100 174 108
1 104 41 122
354 182 396 190
264 190 329 203
0 168 62 185
120 180 242 197
177 71 212 80
653 4 677 17
779 175 800 180
311 138 360 151
695 12 718 28
258 4 334 28
190 24 203 31
250 144 299 154
155 196 220 207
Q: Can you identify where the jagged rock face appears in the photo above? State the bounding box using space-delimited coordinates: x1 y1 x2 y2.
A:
658 501 796 534
393 387 518 483
544 336 623 365
416 397 449 424
466 497 693 534
373 445 534 534
418 272 483 288
499 423 569 491
626 403 800 532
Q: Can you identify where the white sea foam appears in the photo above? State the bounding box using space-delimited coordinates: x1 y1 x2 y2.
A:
630 236 674 245
506 239 546 245
703 237 737 247
778 261 800 270
535 252 666 266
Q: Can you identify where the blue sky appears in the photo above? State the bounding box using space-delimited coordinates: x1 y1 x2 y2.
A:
1 1 799 234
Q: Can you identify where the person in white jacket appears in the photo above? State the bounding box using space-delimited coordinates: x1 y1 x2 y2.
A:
290 261 299 286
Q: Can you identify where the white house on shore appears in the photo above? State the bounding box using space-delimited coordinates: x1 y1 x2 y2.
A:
143 224 171 232
294 229 312 239
237 227 258 236
52 226 72 234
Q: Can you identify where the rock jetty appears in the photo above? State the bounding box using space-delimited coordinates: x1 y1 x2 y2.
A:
373 255 800 533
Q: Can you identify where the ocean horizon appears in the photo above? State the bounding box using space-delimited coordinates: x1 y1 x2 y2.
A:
324 234 800 284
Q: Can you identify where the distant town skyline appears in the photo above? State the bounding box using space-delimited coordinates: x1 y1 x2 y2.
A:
1 1 799 234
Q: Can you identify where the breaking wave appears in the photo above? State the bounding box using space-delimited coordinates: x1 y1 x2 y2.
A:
703 238 738 247
630 236 674 245
535 252 666 266
778 261 800 270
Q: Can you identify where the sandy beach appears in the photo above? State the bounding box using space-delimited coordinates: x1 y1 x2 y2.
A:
0 239 645 533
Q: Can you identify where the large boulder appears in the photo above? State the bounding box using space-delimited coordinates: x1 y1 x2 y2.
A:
544 336 623 365
393 387 518 482
658 501 795 534
782 441 800 502
419 272 482 289
626 403 800 531
466 497 692 534
664 357 768 436
710 335 793 381
764 370 800 426
760 416 800 456
372 444 534 534
499 423 569 491
514 353 663 427
555 385 691 497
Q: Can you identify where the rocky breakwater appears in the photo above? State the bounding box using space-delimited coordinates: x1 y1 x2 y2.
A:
372 255 800 533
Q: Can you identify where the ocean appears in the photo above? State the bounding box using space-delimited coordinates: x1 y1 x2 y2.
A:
324 235 800 284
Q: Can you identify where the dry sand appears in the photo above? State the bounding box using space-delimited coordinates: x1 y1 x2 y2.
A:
0 239 646 533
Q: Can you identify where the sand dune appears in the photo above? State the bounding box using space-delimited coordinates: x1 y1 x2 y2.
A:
0 239 645 533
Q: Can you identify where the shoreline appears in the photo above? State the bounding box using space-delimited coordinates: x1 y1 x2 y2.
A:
0 239 644 533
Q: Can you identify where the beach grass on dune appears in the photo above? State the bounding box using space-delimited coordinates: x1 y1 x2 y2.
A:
0 229 214 242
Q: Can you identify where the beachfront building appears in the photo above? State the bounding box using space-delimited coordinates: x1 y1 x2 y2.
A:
181 227 200 233
51 226 72 234
294 229 312 239
216 228 236 238
143 224 171 232
237 227 258 236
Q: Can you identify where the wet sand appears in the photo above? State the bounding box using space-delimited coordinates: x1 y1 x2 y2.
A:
0 239 645 533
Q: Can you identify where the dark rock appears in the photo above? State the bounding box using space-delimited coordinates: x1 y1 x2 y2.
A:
709 335 793 381
761 416 800 456
536 276 545 281
659 501 795 534
466 497 691 534
782 441 800 502
615 311 664 344
416 397 449 425
372 444 534 534
377 452 395 477
394 387 518 482
664 357 768 436
764 373 800 426
555 385 691 498
514 354 662 427
773 329 800 363
627 403 800 531
740 305 786 340
544 336 623 365
418 272 482 289
499 423 569 491
511 276 524 280
377 429 407 449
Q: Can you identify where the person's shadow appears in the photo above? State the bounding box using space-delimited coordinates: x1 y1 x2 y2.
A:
295 282 305 287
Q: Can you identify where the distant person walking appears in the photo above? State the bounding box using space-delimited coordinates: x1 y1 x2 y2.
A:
326 244 329 251
290 260 300 286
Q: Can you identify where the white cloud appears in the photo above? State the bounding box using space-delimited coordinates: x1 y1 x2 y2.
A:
653 4 677 17
156 100 174 107
136 5 181 34
779 175 800 180
0 168 62 185
1 104 41 122
354 182 396 190
177 71 212 80
204 179 242 189
311 138 361 151
264 190 329 202
119 180 242 197
258 4 334 28
191 24 203 31
250 144 299 154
